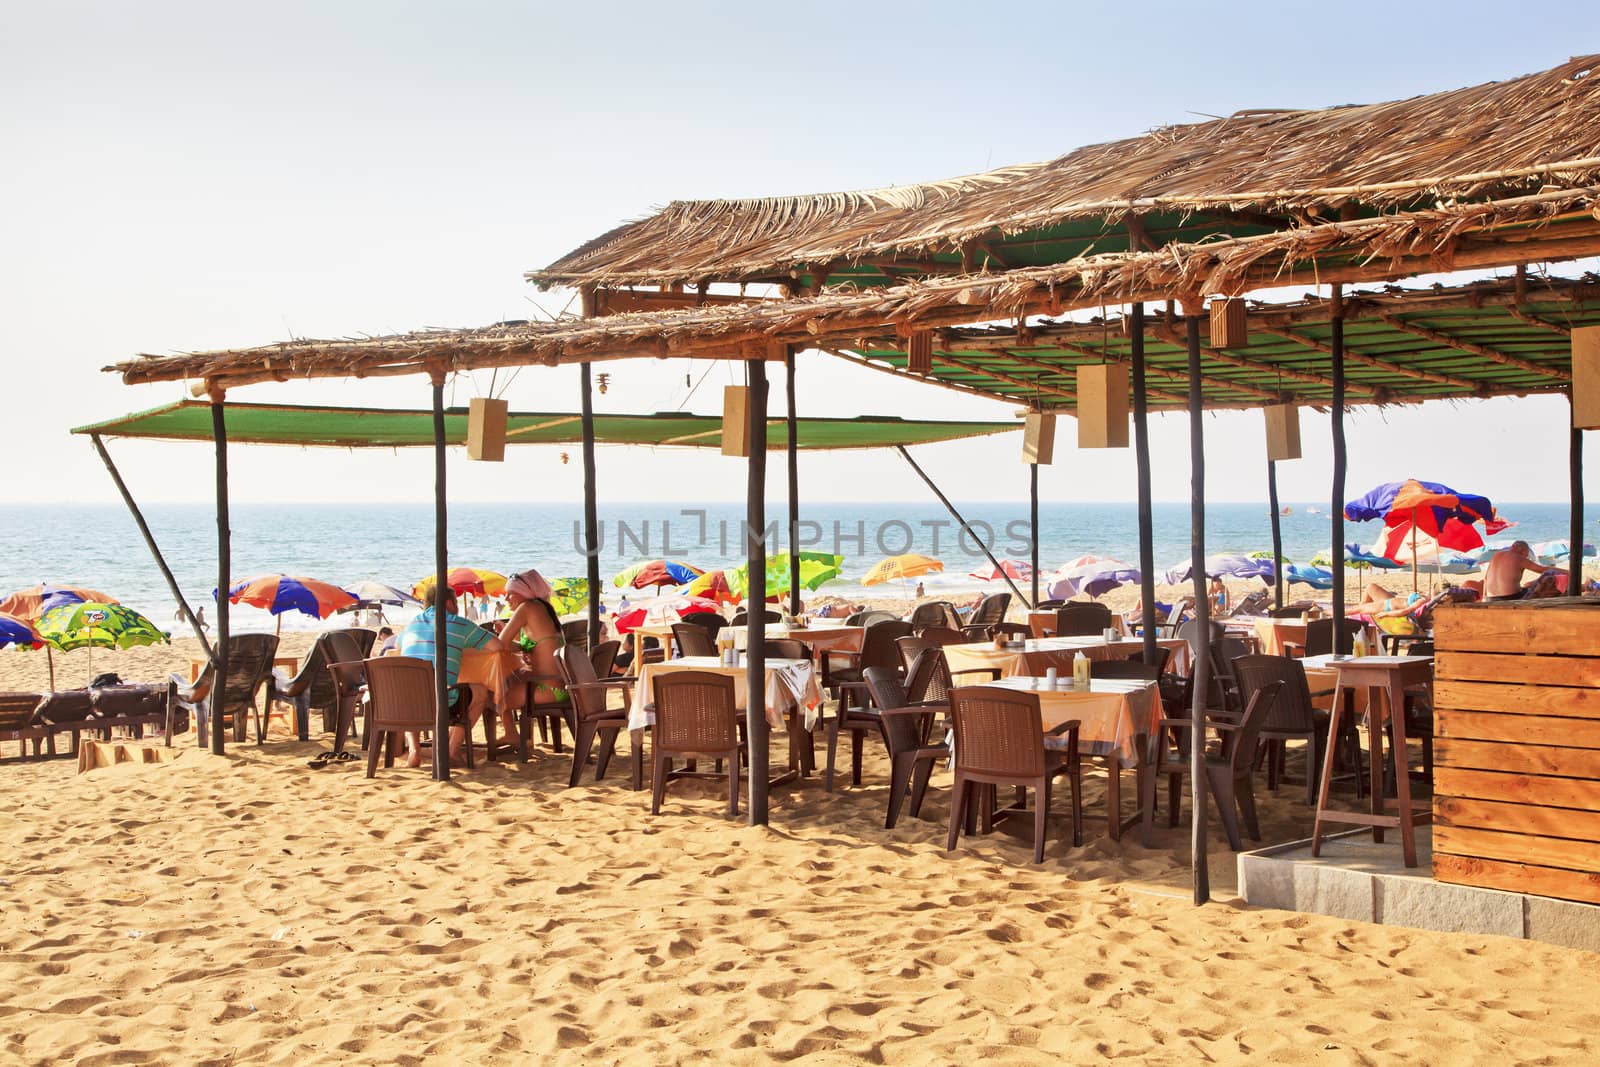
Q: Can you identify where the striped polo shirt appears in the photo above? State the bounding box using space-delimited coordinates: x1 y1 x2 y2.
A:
398 608 494 691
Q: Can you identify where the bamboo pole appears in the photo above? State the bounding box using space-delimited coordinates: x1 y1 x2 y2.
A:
430 370 451 782
210 392 230 755
1331 287 1349 652
786 348 802 618
1130 302 1158 664
1029 463 1040 608
746 357 771 825
895 446 1031 609
580 363 602 647
1268 460 1284 612
1572 394 1585 598
1184 309 1210 906
88 433 212 659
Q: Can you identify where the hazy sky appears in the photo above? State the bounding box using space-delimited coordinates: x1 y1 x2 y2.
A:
4 2 1593 507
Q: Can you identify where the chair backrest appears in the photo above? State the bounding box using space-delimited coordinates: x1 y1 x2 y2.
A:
1305 617 1363 656
1035 599 1066 610
949 685 1045 778
589 640 620 678
1124 645 1172 673
896 635 934 674
1222 680 1285 770
680 612 726 637
652 670 739 752
1088 660 1163 683
1229 590 1270 618
845 609 898 627
672 623 717 658
863 665 932 756
919 626 966 647
555 644 606 719
861 620 916 673
905 648 953 705
761 638 809 661
363 656 438 730
216 634 280 714
561 619 591 654
343 627 378 657
909 600 961 632
969 593 1012 627
1230 654 1319 733
1406 639 1435 656
730 609 782 626
1055 602 1112 636
305 630 364 709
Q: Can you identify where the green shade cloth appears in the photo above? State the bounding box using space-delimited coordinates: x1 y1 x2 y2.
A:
74 400 1018 451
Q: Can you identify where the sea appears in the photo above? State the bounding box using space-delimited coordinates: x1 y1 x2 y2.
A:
3 501 1593 634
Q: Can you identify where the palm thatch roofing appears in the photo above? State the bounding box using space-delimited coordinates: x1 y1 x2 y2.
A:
73 399 1017 450
530 55 1600 291
108 273 1598 413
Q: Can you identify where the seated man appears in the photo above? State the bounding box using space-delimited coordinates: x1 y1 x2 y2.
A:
398 590 501 766
1483 540 1555 600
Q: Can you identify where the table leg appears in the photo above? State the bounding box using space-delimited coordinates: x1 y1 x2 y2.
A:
1387 677 1419 868
1106 758 1122 841
1368 685 1386 844
1310 678 1348 857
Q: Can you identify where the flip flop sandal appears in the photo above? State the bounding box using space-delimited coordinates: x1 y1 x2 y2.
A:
307 752 334 768
330 751 358 763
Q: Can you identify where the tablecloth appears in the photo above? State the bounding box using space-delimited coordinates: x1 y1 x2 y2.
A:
628 656 822 732
971 676 1160 768
944 636 1190 680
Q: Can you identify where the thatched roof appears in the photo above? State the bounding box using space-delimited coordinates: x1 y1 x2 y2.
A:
530 56 1600 290
108 271 1598 414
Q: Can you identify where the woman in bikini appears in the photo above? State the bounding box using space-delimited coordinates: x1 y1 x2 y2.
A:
500 569 567 739
1352 582 1425 618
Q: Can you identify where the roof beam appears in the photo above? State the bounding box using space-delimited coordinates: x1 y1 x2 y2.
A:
1374 314 1571 381
826 348 1039 407
927 352 1079 402
988 335 1277 403
1149 318 1378 396
1503 304 1574 336
1256 328 1488 393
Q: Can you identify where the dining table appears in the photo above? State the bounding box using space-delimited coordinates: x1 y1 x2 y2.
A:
972 675 1162 839
943 635 1191 681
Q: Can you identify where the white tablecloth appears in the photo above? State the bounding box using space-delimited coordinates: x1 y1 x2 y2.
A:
628 656 822 731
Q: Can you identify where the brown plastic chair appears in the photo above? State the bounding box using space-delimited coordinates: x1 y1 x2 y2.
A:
863 665 950 829
589 640 623 680
362 656 439 777
555 644 632 788
904 647 955 707
1050 602 1112 637
1232 653 1364 804
985 621 1032 642
267 630 351 739
672 623 717 658
328 652 369 757
1140 679 1284 849
650 670 745 816
560 619 590 655
946 686 1082 863
1088 660 1163 683
344 627 378 657
1282 618 1364 657
822 619 913 790
961 593 1012 639
1125 645 1173 673
760 638 810 661
730 609 781 626
909 600 962 632
169 633 280 744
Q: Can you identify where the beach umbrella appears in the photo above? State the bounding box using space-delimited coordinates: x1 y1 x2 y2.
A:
862 554 943 586
1285 564 1335 590
226 575 358 620
1530 539 1596 565
413 567 508 601
728 553 845 599
613 594 722 634
35 601 169 690
1162 555 1275 585
549 577 592 617
0 612 44 650
969 559 1033 582
613 560 704 591
685 569 740 605
0 583 118 622
343 581 419 607
1310 544 1403 570
1346 478 1493 591
1046 557 1141 600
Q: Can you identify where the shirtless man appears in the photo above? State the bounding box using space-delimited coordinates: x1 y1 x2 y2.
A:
1483 541 1552 600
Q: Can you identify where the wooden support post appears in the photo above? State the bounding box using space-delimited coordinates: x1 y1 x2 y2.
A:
746 357 771 826
896 446 1032 609
1331 286 1349 651
430 371 451 782
210 392 230 756
1185 309 1211 906
1029 463 1040 607
580 364 602 646
1572 394 1585 598
786 348 802 618
1268 460 1284 612
1130 303 1158 664
89 434 212 659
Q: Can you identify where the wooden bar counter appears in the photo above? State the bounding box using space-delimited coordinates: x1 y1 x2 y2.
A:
1433 599 1600 905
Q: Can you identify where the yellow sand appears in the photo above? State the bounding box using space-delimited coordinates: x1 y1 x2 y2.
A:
3 659 1599 1062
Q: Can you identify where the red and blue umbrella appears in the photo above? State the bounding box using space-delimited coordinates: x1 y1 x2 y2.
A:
225 575 358 620
1344 479 1493 551
0 612 44 650
613 560 705 590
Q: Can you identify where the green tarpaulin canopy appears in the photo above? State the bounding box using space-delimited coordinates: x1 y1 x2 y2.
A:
74 399 1018 450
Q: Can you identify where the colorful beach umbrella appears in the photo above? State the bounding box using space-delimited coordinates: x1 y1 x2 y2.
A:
1345 479 1493 549
613 594 722 634
413 567 508 601
613 560 704 590
36 602 170 653
1310 545 1404 571
0 612 44 650
1047 557 1141 600
1163 555 1275 585
0 583 118 622
226 575 357 620
970 559 1033 582
729 553 845 598
1285 564 1335 590
549 577 592 617
343 581 419 607
685 570 740 605
862 554 943 586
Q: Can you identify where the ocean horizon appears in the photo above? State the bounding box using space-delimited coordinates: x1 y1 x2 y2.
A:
5 499 1593 634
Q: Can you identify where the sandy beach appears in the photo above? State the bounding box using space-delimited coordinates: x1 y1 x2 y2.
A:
3 604 1599 1064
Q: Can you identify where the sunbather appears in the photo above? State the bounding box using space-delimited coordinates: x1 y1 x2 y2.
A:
1484 540 1557 600
1352 583 1426 619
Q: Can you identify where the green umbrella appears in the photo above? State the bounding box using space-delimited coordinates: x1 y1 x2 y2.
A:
728 553 844 599
36 601 170 652
549 577 590 617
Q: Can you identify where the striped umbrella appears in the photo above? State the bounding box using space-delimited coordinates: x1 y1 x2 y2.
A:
413 568 508 601
226 575 358 620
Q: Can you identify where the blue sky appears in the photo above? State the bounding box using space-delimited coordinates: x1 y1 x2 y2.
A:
3 2 1593 506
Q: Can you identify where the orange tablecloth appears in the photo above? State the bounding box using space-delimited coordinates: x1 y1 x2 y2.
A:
1027 611 1128 639
975 676 1160 768
629 656 822 732
1253 619 1307 656
458 648 522 707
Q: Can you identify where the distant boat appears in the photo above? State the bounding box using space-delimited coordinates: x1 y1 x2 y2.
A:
1307 506 1322 515
1280 506 1293 516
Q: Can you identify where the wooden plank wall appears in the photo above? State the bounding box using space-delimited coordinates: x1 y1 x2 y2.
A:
1433 600 1600 904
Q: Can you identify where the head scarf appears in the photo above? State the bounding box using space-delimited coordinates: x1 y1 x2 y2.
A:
506 569 552 602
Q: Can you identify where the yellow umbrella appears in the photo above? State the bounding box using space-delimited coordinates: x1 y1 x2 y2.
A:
862 554 943 586
412 567 508 601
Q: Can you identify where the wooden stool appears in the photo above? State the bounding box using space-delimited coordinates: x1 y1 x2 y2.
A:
1311 655 1435 867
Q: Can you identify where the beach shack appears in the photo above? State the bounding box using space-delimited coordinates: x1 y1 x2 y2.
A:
99 55 1600 905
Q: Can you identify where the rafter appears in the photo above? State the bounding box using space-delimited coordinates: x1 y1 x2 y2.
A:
1257 327 1487 392
1149 320 1378 395
1504 303 1574 336
1374 314 1571 381
992 336 1280 404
